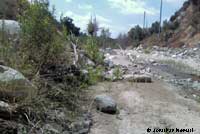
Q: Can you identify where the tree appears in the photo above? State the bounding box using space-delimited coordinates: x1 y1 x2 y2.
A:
19 0 66 74
162 20 170 32
150 21 160 34
100 28 111 48
128 25 144 41
117 33 129 48
100 28 110 38
61 16 80 36
87 16 98 36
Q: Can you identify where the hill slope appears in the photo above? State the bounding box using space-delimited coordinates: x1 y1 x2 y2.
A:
144 0 200 48
168 0 200 47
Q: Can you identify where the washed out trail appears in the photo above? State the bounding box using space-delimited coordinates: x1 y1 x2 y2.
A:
89 50 200 134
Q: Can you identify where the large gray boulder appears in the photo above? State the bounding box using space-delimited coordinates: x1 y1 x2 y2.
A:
0 20 20 35
94 94 117 114
0 65 36 102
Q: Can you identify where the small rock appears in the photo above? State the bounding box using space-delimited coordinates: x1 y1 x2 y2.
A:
172 55 177 58
193 48 198 51
94 94 117 114
158 76 163 79
104 59 114 68
86 59 95 66
146 67 151 73
133 64 138 67
81 69 88 75
0 101 9 108
193 94 197 98
149 59 156 64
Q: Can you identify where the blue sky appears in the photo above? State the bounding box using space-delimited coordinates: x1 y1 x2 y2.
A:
48 0 186 38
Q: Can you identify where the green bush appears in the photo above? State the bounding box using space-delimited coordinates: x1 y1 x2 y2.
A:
84 37 104 65
87 66 104 85
18 0 67 76
113 66 123 80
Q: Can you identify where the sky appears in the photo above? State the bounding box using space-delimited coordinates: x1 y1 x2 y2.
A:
48 0 187 38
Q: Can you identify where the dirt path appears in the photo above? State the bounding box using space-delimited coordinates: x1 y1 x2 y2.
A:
89 81 200 134
89 51 200 134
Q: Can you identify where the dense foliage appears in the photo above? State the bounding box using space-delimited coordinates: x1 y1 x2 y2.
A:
61 16 80 36
19 0 69 76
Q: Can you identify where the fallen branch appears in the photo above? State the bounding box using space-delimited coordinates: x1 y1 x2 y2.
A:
71 42 79 66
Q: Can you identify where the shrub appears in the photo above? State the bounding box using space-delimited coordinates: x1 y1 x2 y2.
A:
18 0 67 76
113 66 123 80
84 37 104 65
87 66 104 85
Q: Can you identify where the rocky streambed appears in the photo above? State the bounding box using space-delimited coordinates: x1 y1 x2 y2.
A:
102 46 200 103
88 46 200 134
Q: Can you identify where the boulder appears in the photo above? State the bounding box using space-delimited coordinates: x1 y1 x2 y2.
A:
124 74 152 83
0 20 20 35
94 94 117 114
0 65 36 102
104 59 114 68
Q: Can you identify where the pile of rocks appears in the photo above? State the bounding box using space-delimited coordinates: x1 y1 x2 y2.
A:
145 45 200 60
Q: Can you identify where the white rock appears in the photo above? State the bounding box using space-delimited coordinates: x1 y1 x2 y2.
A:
0 20 20 35
0 101 9 108
149 59 156 64
172 55 177 58
193 48 198 51
146 67 151 73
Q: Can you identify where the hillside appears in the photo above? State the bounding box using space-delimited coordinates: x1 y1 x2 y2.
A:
143 0 200 48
